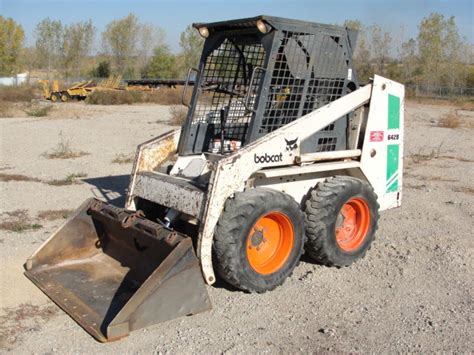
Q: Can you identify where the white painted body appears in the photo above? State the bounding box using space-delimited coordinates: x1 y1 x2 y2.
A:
126 75 404 285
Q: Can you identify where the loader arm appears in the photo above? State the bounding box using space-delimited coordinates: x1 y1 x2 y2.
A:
198 76 404 285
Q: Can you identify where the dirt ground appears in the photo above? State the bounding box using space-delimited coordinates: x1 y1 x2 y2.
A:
0 101 473 353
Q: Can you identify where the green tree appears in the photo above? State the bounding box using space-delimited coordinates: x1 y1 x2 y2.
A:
400 38 419 84
141 45 177 78
90 60 110 78
62 20 95 79
417 13 466 87
138 23 166 72
0 16 25 75
34 18 63 78
102 13 140 75
344 19 372 83
178 25 204 77
370 24 392 76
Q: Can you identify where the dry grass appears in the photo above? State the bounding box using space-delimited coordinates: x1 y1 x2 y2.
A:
440 155 474 163
0 85 37 102
37 209 73 221
169 105 188 125
452 186 474 195
407 97 474 111
0 210 42 232
86 87 188 105
438 112 462 128
0 303 58 349
0 101 12 117
44 132 89 159
112 153 134 164
46 172 87 186
411 174 458 183
409 143 444 164
0 173 41 182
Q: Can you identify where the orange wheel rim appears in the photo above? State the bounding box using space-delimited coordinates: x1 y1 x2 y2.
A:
246 211 294 275
336 198 371 252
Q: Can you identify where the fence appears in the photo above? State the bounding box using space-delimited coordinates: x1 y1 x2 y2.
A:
406 84 474 99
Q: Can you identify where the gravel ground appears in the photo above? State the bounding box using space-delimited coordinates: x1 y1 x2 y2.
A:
0 101 473 353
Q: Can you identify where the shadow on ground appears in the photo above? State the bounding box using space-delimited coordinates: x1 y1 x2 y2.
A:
83 175 129 206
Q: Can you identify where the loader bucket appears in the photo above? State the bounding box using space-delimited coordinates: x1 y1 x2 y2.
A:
24 198 211 342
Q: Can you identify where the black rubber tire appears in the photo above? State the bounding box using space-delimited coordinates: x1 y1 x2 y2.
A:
51 93 60 102
304 176 379 267
213 188 305 293
60 92 70 102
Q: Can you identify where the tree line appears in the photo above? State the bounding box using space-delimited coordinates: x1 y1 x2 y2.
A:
0 12 472 88
0 13 203 81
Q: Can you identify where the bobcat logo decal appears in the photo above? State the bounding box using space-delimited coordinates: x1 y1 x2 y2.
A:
285 137 298 151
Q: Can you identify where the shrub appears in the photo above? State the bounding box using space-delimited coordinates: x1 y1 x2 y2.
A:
44 131 89 159
112 153 134 164
438 113 461 128
169 105 188 125
86 87 185 105
24 105 52 117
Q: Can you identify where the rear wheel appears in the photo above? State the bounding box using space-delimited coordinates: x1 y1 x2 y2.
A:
214 188 304 293
304 176 379 267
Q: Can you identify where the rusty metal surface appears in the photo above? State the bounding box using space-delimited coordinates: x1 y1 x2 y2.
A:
25 198 211 342
133 172 205 218
126 128 181 210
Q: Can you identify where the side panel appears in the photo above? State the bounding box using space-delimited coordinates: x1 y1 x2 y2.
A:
360 75 404 210
125 129 181 210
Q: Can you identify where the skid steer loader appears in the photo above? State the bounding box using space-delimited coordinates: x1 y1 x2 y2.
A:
25 16 404 342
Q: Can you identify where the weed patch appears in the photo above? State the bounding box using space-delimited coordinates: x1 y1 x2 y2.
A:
408 143 444 164
452 186 474 195
0 101 12 117
0 173 41 182
437 112 461 128
86 87 187 105
0 303 58 349
0 85 37 102
169 105 187 125
44 131 89 159
0 210 42 232
24 104 53 117
112 153 134 164
46 172 87 186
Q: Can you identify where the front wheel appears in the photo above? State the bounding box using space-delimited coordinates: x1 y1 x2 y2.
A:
50 93 60 102
305 176 379 267
213 188 305 293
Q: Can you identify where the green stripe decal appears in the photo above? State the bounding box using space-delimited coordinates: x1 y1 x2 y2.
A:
388 94 400 129
386 144 399 192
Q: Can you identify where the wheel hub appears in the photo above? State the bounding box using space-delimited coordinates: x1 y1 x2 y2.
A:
335 198 370 252
246 212 294 275
250 228 265 248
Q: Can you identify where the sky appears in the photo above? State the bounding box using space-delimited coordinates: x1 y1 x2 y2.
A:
1 0 473 53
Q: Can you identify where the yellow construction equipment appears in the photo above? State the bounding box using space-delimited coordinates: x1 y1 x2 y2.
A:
39 79 96 102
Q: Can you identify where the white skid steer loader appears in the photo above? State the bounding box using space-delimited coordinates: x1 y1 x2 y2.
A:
25 15 404 342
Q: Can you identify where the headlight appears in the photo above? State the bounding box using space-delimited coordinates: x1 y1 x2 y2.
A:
198 26 209 38
256 20 271 34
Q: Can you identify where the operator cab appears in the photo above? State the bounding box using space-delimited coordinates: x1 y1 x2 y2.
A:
178 15 359 156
